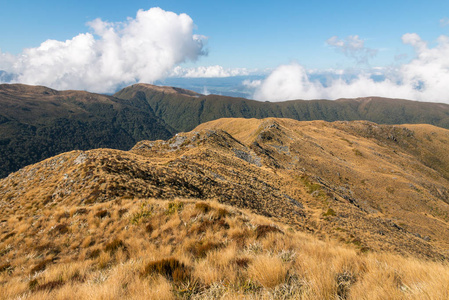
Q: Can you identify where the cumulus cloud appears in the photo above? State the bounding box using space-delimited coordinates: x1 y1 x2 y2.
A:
326 35 378 64
0 8 206 92
170 65 249 78
254 33 449 103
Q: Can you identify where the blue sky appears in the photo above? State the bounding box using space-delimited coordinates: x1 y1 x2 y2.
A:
1 0 449 102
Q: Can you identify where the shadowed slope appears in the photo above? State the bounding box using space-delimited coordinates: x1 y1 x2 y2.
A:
0 84 173 178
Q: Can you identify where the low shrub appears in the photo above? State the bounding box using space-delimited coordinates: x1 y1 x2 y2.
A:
130 203 152 225
166 201 184 215
323 208 336 216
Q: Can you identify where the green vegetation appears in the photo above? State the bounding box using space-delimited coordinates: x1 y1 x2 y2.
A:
300 175 322 194
130 202 153 225
323 208 336 216
115 84 449 134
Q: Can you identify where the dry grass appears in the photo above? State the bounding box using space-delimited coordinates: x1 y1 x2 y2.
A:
247 255 289 288
0 198 448 299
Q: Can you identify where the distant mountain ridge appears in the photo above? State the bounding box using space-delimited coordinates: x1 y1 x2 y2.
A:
115 83 449 132
2 82 449 178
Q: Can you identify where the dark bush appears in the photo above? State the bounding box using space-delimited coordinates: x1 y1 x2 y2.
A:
75 208 89 215
118 208 128 218
88 249 101 259
255 225 284 239
104 239 126 254
50 224 69 235
195 202 211 213
192 219 230 235
188 241 223 258
215 208 229 219
95 209 110 219
145 223 154 234
30 259 52 274
34 279 65 292
142 258 190 282
0 262 11 273
1 231 15 242
234 257 251 268
57 211 70 221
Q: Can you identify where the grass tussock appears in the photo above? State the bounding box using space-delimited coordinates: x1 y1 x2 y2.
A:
0 198 449 299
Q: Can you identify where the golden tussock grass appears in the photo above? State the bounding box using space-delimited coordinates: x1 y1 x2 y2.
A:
0 198 449 299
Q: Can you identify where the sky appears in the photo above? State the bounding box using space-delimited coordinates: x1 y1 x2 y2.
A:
1 0 449 102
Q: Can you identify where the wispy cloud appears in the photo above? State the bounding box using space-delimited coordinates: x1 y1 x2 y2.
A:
254 33 449 103
440 17 449 27
0 8 206 93
326 35 378 64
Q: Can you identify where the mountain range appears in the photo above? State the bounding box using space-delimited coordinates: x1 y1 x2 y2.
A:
1 82 449 180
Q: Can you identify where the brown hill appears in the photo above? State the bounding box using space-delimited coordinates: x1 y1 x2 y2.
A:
1 118 449 299
0 83 173 178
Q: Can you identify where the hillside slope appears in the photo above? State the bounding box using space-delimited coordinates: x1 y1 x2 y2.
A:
2 118 449 258
0 84 173 178
115 83 449 132
1 118 449 299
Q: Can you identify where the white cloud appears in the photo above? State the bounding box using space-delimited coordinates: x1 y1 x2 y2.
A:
326 35 378 64
242 79 262 89
254 33 449 103
0 8 206 92
170 65 249 78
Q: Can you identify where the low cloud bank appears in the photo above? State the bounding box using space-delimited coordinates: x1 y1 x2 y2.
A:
0 8 205 93
253 33 449 103
171 65 249 78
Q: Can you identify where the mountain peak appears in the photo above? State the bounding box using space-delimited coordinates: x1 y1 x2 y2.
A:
116 83 202 98
0 83 58 96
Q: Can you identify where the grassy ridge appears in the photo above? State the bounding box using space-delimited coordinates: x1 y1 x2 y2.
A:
2 117 449 298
